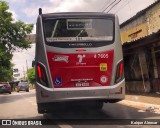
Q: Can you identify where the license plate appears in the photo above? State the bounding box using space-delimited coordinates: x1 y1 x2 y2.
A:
75 82 89 87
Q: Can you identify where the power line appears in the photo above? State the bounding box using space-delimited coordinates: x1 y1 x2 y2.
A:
102 0 117 12
15 50 35 57
114 0 131 14
97 0 111 12
23 52 35 57
106 0 122 13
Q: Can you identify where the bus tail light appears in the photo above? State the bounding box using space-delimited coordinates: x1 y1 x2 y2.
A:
115 60 124 84
36 63 49 88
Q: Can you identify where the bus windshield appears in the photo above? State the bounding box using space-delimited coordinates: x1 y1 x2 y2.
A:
43 18 114 42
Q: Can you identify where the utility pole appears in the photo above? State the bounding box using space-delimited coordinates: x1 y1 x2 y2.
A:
26 60 28 72
26 60 28 81
23 66 25 80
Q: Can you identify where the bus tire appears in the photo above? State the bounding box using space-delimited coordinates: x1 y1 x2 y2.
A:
108 99 121 103
94 101 103 110
37 103 46 114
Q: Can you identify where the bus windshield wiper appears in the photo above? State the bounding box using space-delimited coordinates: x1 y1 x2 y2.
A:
76 30 84 37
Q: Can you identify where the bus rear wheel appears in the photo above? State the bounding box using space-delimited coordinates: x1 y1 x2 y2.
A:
37 103 47 114
93 101 103 110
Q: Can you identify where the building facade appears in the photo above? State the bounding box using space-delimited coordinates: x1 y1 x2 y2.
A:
26 34 36 44
121 1 160 93
13 68 21 81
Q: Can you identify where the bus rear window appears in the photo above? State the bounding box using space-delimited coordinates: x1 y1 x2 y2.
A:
43 18 114 42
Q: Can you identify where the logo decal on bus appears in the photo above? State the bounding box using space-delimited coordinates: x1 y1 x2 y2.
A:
100 63 107 71
76 55 86 65
53 55 69 63
54 78 62 86
100 76 108 83
77 55 85 63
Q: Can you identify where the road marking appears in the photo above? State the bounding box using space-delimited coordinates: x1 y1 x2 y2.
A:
56 122 73 128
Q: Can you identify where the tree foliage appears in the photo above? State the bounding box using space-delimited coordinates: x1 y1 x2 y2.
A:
0 0 33 81
27 67 35 84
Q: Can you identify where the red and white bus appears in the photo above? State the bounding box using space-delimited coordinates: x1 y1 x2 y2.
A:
35 9 125 113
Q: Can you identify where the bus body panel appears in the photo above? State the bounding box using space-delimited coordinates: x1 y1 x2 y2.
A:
35 12 125 113
36 16 53 88
47 50 114 88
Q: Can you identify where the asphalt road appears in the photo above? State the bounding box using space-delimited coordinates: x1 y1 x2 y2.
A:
0 89 160 128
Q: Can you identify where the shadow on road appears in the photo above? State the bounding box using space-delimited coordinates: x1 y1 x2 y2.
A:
42 103 160 120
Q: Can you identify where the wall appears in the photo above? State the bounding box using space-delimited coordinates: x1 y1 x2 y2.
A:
120 15 146 32
121 1 160 93
121 23 148 43
146 2 160 34
26 34 36 43
120 2 160 43
126 81 151 93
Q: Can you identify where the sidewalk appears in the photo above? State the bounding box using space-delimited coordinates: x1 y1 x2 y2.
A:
125 92 160 105
118 93 160 114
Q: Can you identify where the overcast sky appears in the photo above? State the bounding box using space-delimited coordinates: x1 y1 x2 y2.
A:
8 0 155 76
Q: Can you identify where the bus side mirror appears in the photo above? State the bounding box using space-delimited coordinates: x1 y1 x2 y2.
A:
32 60 36 67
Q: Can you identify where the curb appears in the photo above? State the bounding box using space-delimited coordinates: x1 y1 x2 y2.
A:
118 100 160 114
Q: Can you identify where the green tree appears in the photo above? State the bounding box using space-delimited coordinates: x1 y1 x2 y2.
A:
0 0 33 81
27 67 35 84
